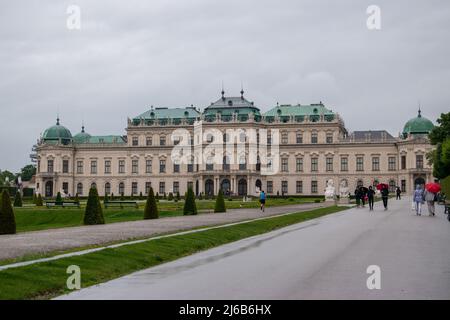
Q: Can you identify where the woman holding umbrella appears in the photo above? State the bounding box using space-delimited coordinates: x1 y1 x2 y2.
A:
377 183 389 210
424 182 441 216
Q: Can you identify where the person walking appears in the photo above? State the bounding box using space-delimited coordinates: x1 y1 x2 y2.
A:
259 190 266 212
354 188 361 207
396 187 401 200
381 185 389 210
367 186 375 211
423 188 436 216
360 187 367 207
413 185 424 216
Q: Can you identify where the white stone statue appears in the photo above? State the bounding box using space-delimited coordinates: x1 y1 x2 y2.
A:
325 179 336 200
339 180 349 198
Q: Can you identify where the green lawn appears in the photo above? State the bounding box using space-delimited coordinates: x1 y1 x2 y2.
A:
0 205 345 300
13 197 322 233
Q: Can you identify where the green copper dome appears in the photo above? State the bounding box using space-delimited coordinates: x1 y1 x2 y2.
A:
42 118 73 144
402 109 434 136
73 126 91 143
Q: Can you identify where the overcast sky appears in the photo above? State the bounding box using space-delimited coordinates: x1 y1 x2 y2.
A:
1 0 449 172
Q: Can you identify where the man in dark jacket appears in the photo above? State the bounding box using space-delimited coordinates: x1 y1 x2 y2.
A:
396 187 401 200
354 188 361 207
381 186 389 210
367 186 376 211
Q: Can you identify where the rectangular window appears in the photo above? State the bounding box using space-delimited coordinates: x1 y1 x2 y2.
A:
267 134 272 145
311 157 318 172
326 134 333 144
173 163 180 173
326 157 333 172
311 133 318 144
341 157 348 172
146 160 152 173
267 181 273 193
372 157 380 171
281 133 288 144
119 160 125 173
132 182 138 195
281 158 288 172
401 180 406 192
159 181 165 194
91 161 97 174
132 137 138 146
187 181 194 191
160 136 166 146
206 163 214 171
48 160 54 173
187 163 193 173
296 158 303 172
104 160 111 174
77 161 83 174
296 133 303 144
401 155 406 170
173 181 179 194
296 181 303 194
388 157 396 171
62 182 69 194
132 160 139 174
146 137 152 146
356 157 364 171
416 155 423 169
62 160 69 173
145 182 151 194
311 181 318 194
159 160 166 173
281 181 288 194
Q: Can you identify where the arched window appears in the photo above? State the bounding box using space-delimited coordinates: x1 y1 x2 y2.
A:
119 182 125 195
91 182 97 189
77 183 83 196
357 179 364 188
105 182 111 195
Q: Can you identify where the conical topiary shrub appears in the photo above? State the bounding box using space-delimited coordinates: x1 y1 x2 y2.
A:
104 192 109 204
55 192 62 204
144 187 159 219
13 190 23 207
176 191 180 201
183 187 197 215
83 187 105 225
168 192 174 201
214 189 226 213
36 193 43 206
33 193 37 205
0 190 16 234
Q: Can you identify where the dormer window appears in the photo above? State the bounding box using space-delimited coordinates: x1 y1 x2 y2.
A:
228 100 233 106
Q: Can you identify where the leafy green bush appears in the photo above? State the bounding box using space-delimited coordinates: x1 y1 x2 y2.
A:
441 176 450 198
168 192 174 201
0 190 16 234
144 187 159 219
214 189 226 213
183 187 197 215
13 190 23 207
55 192 62 204
83 187 105 225
36 193 43 207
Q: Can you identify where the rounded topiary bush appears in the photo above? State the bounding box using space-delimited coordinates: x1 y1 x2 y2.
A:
144 187 159 219
83 187 105 225
0 190 16 234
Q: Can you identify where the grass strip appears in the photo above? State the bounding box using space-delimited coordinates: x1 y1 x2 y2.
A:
0 205 346 300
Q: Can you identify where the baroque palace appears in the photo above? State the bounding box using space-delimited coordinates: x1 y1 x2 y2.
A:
35 90 435 198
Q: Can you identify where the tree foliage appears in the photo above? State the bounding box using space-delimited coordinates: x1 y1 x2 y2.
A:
13 190 22 207
183 187 197 215
214 189 226 213
83 187 105 225
428 112 450 179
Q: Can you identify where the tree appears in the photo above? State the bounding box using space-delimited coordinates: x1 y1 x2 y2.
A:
0 170 15 186
32 193 37 205
104 192 109 203
0 190 16 234
139 191 143 200
83 187 105 225
176 191 180 201
36 193 43 206
168 192 174 201
427 112 450 179
19 164 36 182
110 192 114 201
55 192 63 204
74 193 80 204
183 187 197 215
144 187 159 219
13 190 23 207
214 189 226 213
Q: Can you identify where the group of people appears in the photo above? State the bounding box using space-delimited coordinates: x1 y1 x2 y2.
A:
412 185 438 216
354 184 393 211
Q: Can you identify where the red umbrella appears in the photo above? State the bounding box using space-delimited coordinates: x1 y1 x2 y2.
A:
425 183 441 193
376 183 389 190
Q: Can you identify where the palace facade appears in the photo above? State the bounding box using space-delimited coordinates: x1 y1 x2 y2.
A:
34 91 435 198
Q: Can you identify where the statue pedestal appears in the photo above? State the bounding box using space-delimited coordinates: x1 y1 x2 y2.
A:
339 197 350 204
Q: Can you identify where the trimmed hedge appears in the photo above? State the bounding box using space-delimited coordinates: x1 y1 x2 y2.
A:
13 191 23 207
144 187 159 219
214 189 226 213
183 187 197 215
83 187 105 225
